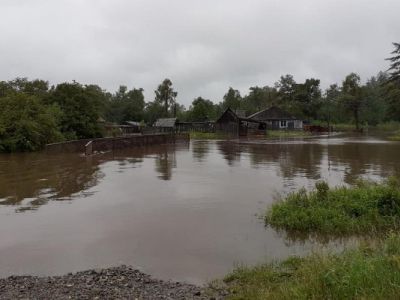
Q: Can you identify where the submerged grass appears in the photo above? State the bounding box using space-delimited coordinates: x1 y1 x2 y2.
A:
265 178 400 236
189 132 229 139
221 233 400 299
265 130 311 139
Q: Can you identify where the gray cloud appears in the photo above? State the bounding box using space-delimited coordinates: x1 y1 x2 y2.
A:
0 0 399 106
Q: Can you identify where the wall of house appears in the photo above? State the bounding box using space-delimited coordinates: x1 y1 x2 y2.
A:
215 121 239 136
265 119 303 130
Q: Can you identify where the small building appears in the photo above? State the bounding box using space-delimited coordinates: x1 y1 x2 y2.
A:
154 118 178 132
215 108 265 137
248 106 303 130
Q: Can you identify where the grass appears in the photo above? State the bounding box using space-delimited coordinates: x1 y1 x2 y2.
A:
376 121 400 132
266 130 311 139
265 178 400 236
388 130 400 141
189 132 229 139
219 233 400 299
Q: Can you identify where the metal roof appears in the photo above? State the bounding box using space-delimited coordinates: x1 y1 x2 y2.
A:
125 121 142 127
154 118 177 127
248 106 299 121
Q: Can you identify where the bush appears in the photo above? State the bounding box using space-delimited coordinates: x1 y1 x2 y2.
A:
265 178 400 236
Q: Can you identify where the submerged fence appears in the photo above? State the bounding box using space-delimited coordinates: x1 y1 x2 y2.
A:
46 133 189 154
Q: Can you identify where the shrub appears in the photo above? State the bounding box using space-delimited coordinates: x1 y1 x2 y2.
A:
0 94 63 152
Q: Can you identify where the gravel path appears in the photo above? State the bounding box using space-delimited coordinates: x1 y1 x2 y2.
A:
0 266 224 299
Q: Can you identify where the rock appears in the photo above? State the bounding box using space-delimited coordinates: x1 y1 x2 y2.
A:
0 266 219 299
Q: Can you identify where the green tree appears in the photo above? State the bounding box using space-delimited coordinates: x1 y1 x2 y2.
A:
340 73 364 130
144 101 165 125
242 86 279 114
361 75 387 125
188 97 217 121
0 94 62 152
383 44 400 121
320 84 341 127
275 74 297 109
47 82 105 139
294 78 322 120
221 87 242 111
106 86 145 123
154 79 178 117
386 42 400 84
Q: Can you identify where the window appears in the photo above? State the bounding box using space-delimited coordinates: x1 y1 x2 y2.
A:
280 120 287 127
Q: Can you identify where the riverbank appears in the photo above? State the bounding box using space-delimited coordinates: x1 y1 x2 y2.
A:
265 178 400 236
218 233 400 299
0 266 222 300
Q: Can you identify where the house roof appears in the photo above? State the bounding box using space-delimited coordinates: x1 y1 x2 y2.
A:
154 118 177 127
216 108 265 124
248 106 298 121
216 108 239 123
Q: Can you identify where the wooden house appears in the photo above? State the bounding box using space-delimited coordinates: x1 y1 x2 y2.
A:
248 106 303 130
215 108 266 137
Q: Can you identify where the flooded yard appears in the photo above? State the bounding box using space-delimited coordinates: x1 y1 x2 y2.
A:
0 135 399 284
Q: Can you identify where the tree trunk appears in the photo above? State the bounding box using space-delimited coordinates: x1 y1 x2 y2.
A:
354 109 359 130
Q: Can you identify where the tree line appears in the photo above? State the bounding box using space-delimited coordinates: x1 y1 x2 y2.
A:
0 43 399 152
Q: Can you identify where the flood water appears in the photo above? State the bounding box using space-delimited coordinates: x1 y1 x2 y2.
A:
0 134 399 284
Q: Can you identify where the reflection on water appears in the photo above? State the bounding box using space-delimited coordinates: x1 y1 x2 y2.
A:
0 136 399 284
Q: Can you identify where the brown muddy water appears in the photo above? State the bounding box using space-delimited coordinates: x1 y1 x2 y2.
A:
0 135 399 284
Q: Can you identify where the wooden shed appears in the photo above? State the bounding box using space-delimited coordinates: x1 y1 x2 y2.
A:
215 108 266 137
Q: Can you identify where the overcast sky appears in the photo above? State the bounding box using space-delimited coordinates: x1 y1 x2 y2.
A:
0 0 399 106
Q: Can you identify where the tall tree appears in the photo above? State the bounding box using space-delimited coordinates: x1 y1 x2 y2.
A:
340 73 364 130
275 74 297 109
154 79 178 117
221 87 242 111
383 44 400 121
320 84 341 127
47 82 105 139
386 42 400 84
294 78 322 120
188 97 217 121
107 86 145 123
242 86 278 114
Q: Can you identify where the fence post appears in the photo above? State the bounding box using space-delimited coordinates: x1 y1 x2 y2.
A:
85 141 93 156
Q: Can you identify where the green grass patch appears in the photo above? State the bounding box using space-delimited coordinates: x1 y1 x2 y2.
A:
376 121 400 132
266 130 311 139
189 131 228 139
265 178 400 236
332 123 360 132
220 233 400 299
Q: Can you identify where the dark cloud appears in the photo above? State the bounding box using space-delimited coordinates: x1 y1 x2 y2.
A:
0 0 399 106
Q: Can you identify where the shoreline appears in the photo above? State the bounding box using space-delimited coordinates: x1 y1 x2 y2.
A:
0 266 223 300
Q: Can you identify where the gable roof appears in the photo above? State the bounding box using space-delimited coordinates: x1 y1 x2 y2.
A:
216 108 266 124
154 118 177 127
248 106 298 121
215 108 240 123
